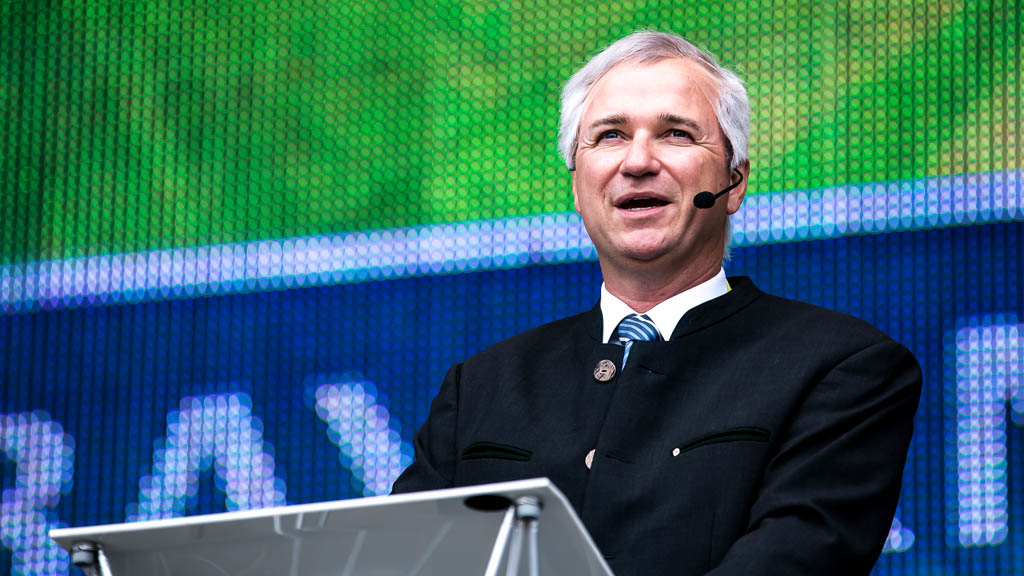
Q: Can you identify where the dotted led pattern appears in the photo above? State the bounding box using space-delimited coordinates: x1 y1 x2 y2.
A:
0 223 1022 576
2 169 1020 313
882 509 914 553
951 321 1024 547
0 413 74 576
0 2 1019 265
126 393 287 521
313 380 413 497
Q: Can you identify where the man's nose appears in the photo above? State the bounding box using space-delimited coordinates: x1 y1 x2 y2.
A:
620 135 661 176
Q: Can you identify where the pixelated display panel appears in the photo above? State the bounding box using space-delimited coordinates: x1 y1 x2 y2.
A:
312 379 414 497
1 1 1020 264
3 169 1021 313
0 414 73 576
2 2 1023 576
2 222 1023 575
126 393 287 521
950 320 1023 548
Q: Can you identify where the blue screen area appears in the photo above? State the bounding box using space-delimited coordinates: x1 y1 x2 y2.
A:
1 221 1022 575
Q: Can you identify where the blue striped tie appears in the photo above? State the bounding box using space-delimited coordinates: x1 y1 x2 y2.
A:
615 314 662 368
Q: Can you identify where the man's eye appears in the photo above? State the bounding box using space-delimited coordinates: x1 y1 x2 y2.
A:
599 130 622 140
669 129 693 139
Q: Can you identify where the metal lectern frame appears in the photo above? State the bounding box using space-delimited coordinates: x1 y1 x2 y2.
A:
52 478 613 576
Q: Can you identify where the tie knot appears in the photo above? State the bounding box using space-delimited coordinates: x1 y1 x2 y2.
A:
615 314 662 343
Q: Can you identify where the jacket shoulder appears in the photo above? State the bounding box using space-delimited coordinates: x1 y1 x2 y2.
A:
750 291 906 351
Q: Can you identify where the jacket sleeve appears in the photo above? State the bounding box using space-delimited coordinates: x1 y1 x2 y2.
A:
706 339 922 576
390 363 461 494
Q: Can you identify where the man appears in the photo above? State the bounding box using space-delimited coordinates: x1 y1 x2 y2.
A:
392 31 921 576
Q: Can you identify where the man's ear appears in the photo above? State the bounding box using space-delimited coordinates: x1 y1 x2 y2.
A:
725 160 749 215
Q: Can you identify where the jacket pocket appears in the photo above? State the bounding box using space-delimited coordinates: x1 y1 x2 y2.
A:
674 426 769 456
462 441 533 462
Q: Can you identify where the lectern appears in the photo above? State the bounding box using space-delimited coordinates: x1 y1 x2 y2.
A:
51 478 613 576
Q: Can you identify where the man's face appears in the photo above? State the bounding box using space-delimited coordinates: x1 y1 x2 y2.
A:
571 58 747 277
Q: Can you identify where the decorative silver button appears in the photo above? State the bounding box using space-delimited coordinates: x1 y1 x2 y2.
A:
585 449 595 469
672 447 681 457
593 359 616 382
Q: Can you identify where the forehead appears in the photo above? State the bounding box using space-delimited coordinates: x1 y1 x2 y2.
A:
580 57 720 124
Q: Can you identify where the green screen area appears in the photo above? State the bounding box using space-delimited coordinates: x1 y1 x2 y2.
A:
1 0 1020 264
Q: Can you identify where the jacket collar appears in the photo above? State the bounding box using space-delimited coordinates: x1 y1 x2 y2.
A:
584 276 762 342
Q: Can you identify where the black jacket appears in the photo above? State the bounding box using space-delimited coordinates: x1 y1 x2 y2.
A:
393 277 922 576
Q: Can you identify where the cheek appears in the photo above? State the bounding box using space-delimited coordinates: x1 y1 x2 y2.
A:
666 150 713 172
667 157 725 191
571 170 603 202
575 152 622 182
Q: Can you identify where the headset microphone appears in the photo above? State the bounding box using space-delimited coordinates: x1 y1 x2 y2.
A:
693 169 744 209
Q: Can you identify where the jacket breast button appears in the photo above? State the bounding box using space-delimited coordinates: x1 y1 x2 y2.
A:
672 447 681 457
593 359 616 381
585 449 595 469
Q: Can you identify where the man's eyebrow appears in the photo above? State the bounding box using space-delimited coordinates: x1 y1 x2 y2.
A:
658 113 703 132
586 114 629 131
586 113 706 133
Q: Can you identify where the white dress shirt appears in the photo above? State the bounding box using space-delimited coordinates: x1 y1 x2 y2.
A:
600 268 730 343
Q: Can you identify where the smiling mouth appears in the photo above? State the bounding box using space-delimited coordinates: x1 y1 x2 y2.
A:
617 197 670 211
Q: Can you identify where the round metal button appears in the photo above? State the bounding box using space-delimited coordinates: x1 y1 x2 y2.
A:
593 359 616 382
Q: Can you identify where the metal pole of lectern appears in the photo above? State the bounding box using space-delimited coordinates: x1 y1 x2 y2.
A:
70 541 114 576
483 495 542 576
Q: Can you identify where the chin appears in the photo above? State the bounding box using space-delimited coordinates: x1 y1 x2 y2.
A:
619 244 674 263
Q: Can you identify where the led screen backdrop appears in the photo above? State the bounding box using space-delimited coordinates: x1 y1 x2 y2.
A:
0 1 1021 575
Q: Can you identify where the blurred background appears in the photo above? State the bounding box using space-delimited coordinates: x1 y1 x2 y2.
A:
1 1 1021 574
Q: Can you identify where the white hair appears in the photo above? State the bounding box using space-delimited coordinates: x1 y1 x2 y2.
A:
557 31 750 259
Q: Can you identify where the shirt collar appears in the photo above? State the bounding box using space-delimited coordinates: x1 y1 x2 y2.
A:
600 268 730 343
